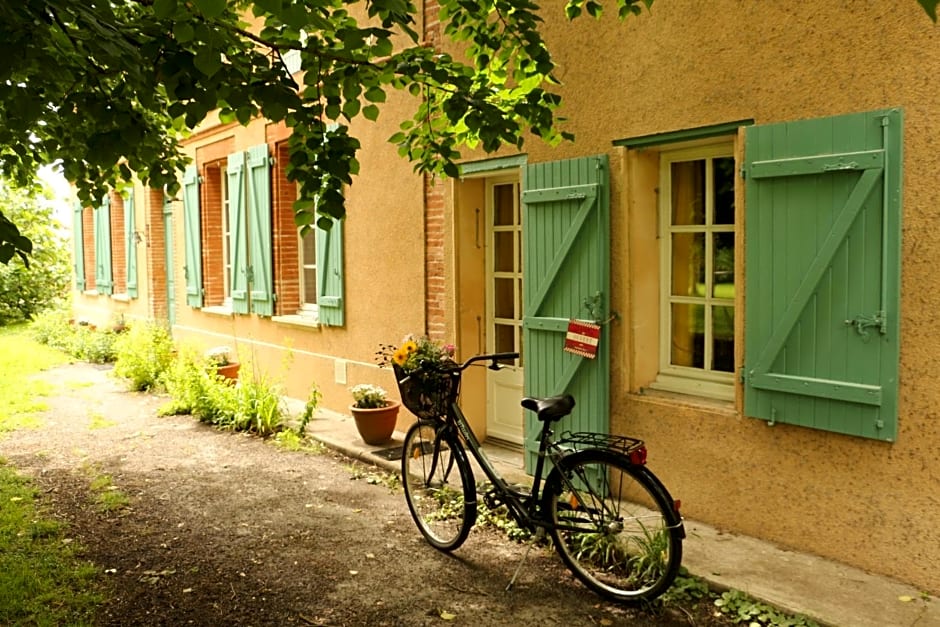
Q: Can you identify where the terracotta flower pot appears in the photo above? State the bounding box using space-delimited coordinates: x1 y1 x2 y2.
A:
349 400 400 445
215 362 240 382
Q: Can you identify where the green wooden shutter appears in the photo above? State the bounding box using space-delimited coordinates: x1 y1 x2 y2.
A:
246 144 274 316
743 108 902 441
124 189 138 298
521 155 611 471
316 216 345 326
72 200 85 291
94 195 113 295
227 151 250 314
182 165 203 308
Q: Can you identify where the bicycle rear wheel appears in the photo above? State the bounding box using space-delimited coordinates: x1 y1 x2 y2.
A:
401 421 476 551
543 449 683 603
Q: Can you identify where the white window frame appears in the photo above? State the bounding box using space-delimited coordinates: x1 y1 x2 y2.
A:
221 163 233 309
650 141 736 401
298 227 318 318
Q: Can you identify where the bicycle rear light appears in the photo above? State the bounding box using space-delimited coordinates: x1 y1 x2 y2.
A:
629 446 647 465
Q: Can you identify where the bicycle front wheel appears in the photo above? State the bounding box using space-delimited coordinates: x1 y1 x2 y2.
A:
401 421 476 551
543 449 683 603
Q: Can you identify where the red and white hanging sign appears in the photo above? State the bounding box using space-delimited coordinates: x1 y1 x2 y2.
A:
564 320 601 359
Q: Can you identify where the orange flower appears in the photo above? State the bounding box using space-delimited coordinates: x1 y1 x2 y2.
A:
402 340 418 355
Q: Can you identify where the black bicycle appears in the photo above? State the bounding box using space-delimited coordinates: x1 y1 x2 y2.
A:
396 352 685 604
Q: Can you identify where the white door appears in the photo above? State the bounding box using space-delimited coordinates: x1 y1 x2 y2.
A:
485 178 524 445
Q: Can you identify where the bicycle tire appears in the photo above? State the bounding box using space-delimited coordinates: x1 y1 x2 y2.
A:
401 421 477 551
542 448 683 603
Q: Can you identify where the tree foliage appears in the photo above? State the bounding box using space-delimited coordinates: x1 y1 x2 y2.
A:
0 0 935 260
0 182 70 324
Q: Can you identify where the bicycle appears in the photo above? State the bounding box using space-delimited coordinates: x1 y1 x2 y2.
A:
395 352 686 604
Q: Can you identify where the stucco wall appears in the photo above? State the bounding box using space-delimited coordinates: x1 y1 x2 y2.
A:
168 91 426 425
509 0 940 591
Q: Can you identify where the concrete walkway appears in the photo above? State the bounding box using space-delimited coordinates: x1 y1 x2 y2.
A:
303 409 939 627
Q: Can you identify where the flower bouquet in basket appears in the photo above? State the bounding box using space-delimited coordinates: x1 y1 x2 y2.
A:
377 335 458 420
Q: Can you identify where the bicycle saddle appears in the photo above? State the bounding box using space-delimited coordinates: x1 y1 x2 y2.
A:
521 394 575 422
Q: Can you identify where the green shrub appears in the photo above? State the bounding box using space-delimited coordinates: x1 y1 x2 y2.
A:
113 322 174 391
159 348 288 437
29 309 74 351
30 310 119 363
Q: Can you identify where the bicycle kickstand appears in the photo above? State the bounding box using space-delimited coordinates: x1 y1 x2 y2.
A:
506 541 534 592
506 528 545 592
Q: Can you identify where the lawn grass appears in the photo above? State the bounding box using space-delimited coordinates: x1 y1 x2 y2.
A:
0 323 70 432
0 324 103 625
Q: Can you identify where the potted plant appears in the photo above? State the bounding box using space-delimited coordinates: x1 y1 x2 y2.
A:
205 346 240 382
349 384 400 445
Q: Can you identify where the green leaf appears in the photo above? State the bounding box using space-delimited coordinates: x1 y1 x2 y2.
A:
364 86 386 103
362 104 380 121
194 49 223 77
192 0 227 18
173 22 195 43
153 0 178 18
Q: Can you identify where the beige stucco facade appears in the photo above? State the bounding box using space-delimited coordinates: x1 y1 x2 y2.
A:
73 0 940 593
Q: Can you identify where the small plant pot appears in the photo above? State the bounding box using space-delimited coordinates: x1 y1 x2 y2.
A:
349 400 400 445
215 362 240 382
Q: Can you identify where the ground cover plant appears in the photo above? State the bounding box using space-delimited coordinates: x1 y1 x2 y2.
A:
30 309 122 364
0 326 102 625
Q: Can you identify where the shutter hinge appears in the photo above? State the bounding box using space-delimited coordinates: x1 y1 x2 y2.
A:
739 367 747 383
245 267 254 284
739 166 747 180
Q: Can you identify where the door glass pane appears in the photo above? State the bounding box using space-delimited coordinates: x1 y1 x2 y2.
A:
494 231 513 272
494 278 514 319
671 303 704 368
712 232 735 296
494 184 515 226
671 232 705 296
671 160 705 225
494 323 515 355
713 157 736 225
712 306 734 372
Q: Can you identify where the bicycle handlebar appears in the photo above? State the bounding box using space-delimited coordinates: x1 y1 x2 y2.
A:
459 352 520 371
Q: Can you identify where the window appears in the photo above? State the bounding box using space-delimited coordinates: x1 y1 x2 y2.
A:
74 190 138 299
270 139 345 326
299 229 317 314
184 139 345 325
653 142 736 400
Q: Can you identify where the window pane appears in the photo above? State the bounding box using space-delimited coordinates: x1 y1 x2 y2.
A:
671 303 704 368
671 160 705 225
302 230 316 259
493 184 515 226
494 278 514 319
712 306 734 372
303 268 317 304
712 232 735 296
494 323 516 358
713 157 736 225
301 231 317 305
671 232 705 296
494 231 513 272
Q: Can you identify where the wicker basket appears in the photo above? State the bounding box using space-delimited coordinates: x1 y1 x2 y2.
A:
393 363 459 420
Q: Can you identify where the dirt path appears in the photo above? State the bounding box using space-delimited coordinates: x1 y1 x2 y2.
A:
0 362 720 626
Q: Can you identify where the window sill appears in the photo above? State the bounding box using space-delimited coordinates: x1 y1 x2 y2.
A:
201 305 234 317
111 293 131 303
81 290 99 297
271 314 320 329
646 372 735 402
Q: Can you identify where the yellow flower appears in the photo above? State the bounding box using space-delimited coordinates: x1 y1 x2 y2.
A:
402 340 418 355
393 347 408 366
